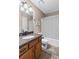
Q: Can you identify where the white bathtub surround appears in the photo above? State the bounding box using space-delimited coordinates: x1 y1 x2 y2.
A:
42 38 59 47
41 15 59 40
47 38 59 47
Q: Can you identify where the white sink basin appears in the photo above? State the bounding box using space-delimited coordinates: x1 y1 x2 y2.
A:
22 36 34 39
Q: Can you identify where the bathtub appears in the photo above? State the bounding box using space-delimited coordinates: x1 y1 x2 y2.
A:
42 38 59 47
42 37 59 49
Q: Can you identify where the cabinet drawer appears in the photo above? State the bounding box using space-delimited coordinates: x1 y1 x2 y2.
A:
19 44 28 56
29 39 38 48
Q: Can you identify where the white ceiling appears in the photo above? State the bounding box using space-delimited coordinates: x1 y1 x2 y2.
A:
30 0 59 14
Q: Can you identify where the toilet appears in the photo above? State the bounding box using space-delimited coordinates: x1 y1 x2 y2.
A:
37 33 48 49
42 38 48 49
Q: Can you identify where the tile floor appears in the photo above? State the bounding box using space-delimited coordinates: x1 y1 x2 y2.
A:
38 44 59 59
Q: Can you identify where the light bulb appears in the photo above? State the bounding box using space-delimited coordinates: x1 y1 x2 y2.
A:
24 4 28 9
29 7 33 12
20 6 24 11
26 10 29 14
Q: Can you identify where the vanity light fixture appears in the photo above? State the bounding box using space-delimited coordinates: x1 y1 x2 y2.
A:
19 0 33 15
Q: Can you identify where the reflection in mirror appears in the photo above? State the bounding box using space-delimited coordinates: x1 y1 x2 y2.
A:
19 0 34 36
19 11 33 33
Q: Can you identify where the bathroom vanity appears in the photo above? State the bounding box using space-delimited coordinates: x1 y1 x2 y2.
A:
19 34 42 59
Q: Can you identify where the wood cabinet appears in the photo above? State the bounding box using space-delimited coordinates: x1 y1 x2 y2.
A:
20 51 29 59
35 42 42 59
20 46 34 59
19 44 28 56
19 36 42 59
29 39 38 48
28 47 34 59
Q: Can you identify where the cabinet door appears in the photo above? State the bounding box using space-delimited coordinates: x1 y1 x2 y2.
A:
20 47 34 59
20 52 29 59
35 42 42 59
28 47 34 59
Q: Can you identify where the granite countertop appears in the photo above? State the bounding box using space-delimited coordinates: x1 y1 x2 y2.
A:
19 34 41 47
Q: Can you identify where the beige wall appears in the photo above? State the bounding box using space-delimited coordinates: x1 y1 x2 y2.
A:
32 6 45 33
45 11 59 17
19 11 22 33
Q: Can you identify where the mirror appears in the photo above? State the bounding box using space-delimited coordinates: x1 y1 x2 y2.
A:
19 11 33 33
19 0 34 33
